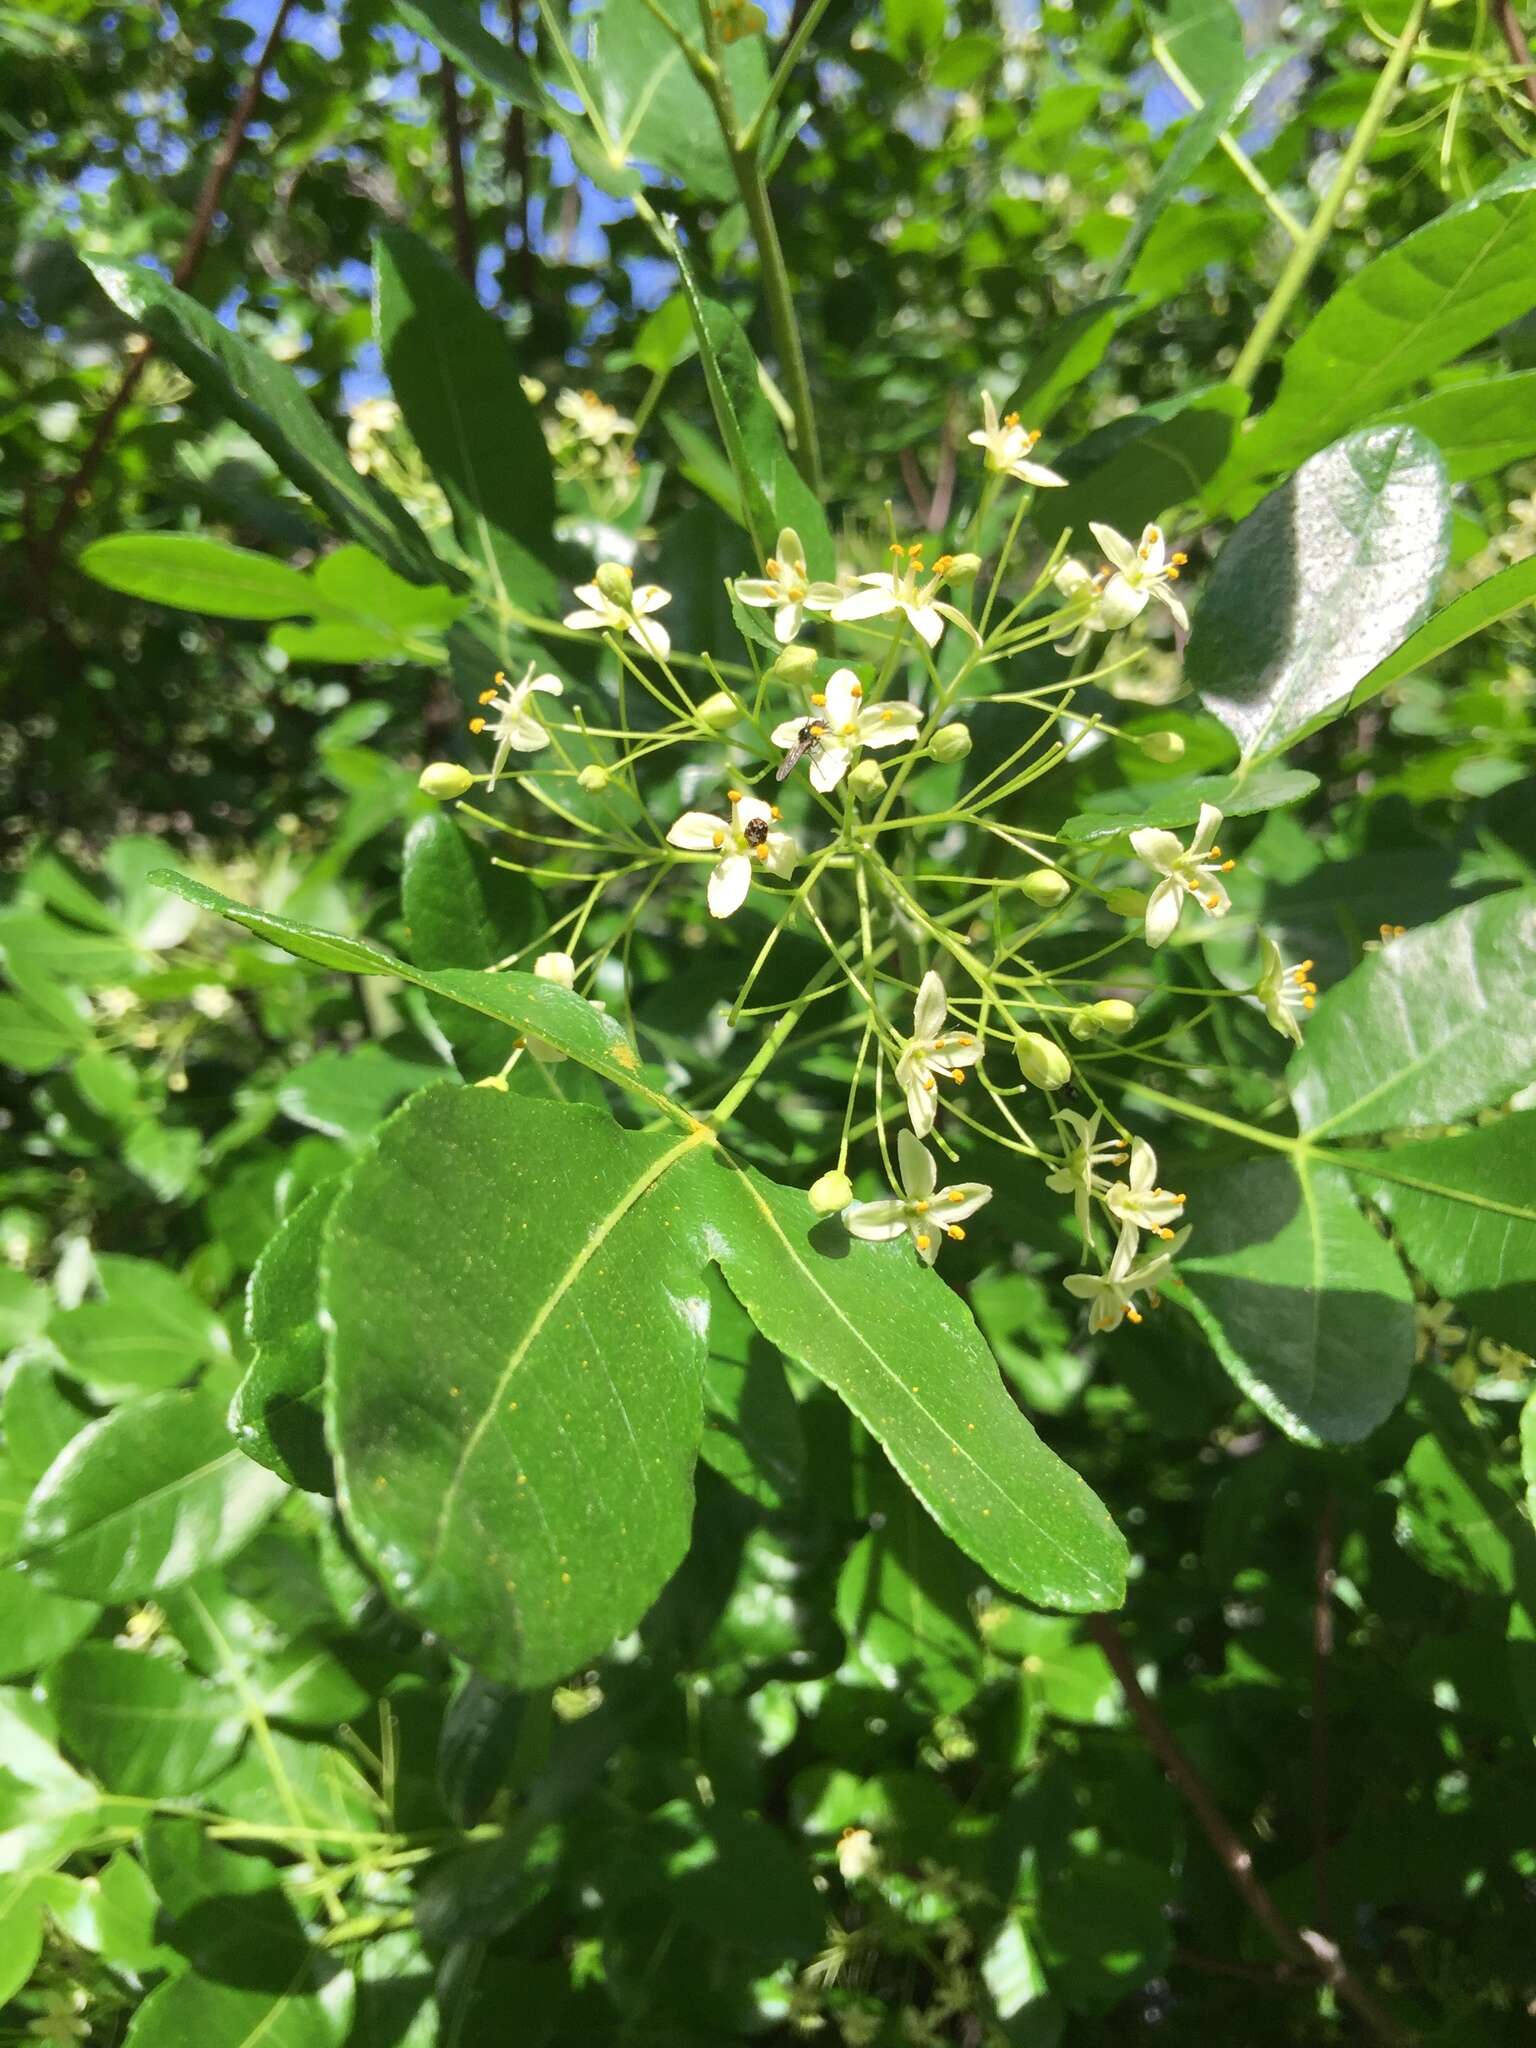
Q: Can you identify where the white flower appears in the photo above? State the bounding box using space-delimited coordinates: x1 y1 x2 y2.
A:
1044 1107 1128 1251
769 668 921 793
666 790 797 919
844 1129 992 1266
1064 1225 1190 1334
190 984 234 1021
734 526 843 644
966 391 1067 490
470 664 564 787
564 573 672 658
553 387 634 447
830 544 978 650
1104 1137 1186 1257
1129 803 1234 949
836 1826 879 1882
1255 935 1317 1047
1088 521 1190 632
893 970 982 1137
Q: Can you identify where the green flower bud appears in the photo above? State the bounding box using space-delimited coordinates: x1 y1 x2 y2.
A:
1016 1031 1072 1090
809 1169 853 1216
418 762 475 800
1140 729 1186 764
1019 867 1070 908
696 690 740 732
848 758 888 803
577 763 611 793
1090 997 1137 1036
1106 886 1147 919
593 560 633 606
943 552 983 584
771 644 819 685
930 722 972 763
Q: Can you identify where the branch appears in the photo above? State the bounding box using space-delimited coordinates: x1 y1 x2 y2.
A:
1088 1616 1416 2045
1311 1489 1338 1933
439 60 477 286
32 0 298 590
1496 0 1536 111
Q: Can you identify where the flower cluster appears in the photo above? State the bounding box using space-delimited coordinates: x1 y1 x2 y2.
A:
427 390 1317 1333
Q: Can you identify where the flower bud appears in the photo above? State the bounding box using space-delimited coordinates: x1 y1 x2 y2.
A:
696 690 739 732
593 560 633 606
418 762 475 800
1140 729 1186 764
1016 1032 1072 1090
1089 997 1137 1036
943 552 983 585
809 1169 853 1216
577 763 611 793
930 722 972 763
1106 886 1147 919
771 644 819 685
1019 867 1070 908
848 758 887 803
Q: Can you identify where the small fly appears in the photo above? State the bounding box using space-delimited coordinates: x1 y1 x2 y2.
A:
743 815 770 849
776 718 827 783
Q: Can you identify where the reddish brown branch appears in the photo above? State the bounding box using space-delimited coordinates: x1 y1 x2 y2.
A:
33 0 298 589
504 0 536 304
439 61 477 286
1496 0 1536 111
1088 1616 1414 2045
1311 1489 1338 1934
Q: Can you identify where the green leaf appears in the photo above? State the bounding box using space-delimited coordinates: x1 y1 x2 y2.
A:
278 1046 438 1147
836 1508 984 1714
87 262 435 579
1232 161 1536 480
17 1390 286 1601
1289 890 1536 1139
438 1672 531 1829
0 1569 98 1681
708 1164 1127 1612
401 811 540 1077
589 0 766 203
230 1185 339 1496
1396 1384 1533 1597
1175 1157 1414 1444
1034 386 1247 546
78 534 315 617
1348 1115 1536 1354
981 1606 1119 1725
43 1850 172 1974
125 1895 354 2047
0 994 90 1074
48 1253 226 1395
698 1276 805 1511
1371 371 1536 483
0 1691 101 1882
2 1352 90 1483
151 870 678 1123
1061 765 1317 843
1188 427 1452 762
1345 555 1536 713
375 228 558 622
396 0 550 118
162 1579 371 1731
46 1644 245 1797
655 1798 822 1961
324 1089 713 1687
1008 297 1130 432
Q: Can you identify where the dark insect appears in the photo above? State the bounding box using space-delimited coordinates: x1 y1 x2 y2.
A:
743 815 770 848
776 718 826 782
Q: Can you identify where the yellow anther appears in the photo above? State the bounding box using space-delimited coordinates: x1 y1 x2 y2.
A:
912 1199 929 1214
811 691 826 706
879 707 893 720
907 542 923 559
889 540 905 555
932 553 955 575
469 716 486 733
922 1076 936 1091
915 1232 932 1252
849 679 863 694
1155 1226 1174 1240
1170 550 1188 566
947 1188 965 1203
1004 410 1021 427
754 843 769 862
1204 893 1222 910
950 1068 966 1084
1209 845 1221 858
712 830 725 849
727 787 742 802
954 1034 974 1046
1219 860 1236 873
478 687 498 705
945 1224 966 1241
764 558 781 576
1126 1305 1143 1325
770 805 782 820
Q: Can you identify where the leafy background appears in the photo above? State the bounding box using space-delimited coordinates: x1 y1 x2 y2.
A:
2 0 1536 2041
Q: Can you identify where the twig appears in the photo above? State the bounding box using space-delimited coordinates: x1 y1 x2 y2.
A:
504 0 536 302
439 60 477 286
928 397 958 533
899 447 934 527
1311 1489 1338 1934
1495 0 1536 110
32 0 298 589
1089 1616 1415 2045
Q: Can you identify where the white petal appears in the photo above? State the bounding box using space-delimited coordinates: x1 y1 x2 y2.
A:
1128 827 1184 875
632 584 671 615
897 1128 938 1201
627 615 671 658
735 580 777 607
937 1037 982 1070
563 606 611 632
803 581 845 611
530 673 564 697
860 703 921 747
912 1222 943 1266
571 582 607 609
913 970 947 1043
707 854 752 919
776 527 806 572
831 586 898 623
906 603 945 648
733 795 773 832
1153 584 1189 632
823 667 861 726
667 810 727 851
1190 804 1224 857
762 831 797 879
809 742 851 793
774 602 801 644
903 1071 936 1138
534 952 576 988
1138 525 1167 576
504 714 550 752
1019 460 1067 489
845 1200 910 1242
769 716 806 747
1143 876 1183 950
935 1182 991 1224
1090 522 1139 576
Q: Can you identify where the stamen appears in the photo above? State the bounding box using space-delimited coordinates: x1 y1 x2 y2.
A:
1004 411 1021 427
478 687 498 705
912 1199 929 1213
950 1069 965 1084
712 831 725 849
1126 1305 1143 1325
932 553 955 575
945 1224 966 1241
811 692 826 706
889 541 905 555
727 788 742 802
849 680 863 695
947 1189 965 1203
922 1076 936 1092
915 1232 932 1252
764 559 780 576
770 805 782 820
469 716 486 733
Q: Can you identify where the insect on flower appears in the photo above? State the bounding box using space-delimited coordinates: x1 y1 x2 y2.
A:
775 719 828 782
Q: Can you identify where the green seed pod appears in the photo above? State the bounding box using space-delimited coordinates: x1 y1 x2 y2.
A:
696 691 740 732
1020 867 1070 907
577 763 611 793
1140 729 1186 763
1016 1031 1072 1090
418 762 475 800
930 722 972 763
771 643 819 685
593 560 633 605
848 758 888 803
809 1169 853 1216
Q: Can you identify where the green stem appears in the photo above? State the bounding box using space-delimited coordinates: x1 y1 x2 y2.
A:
740 0 834 153
1150 34 1306 244
1227 0 1431 395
